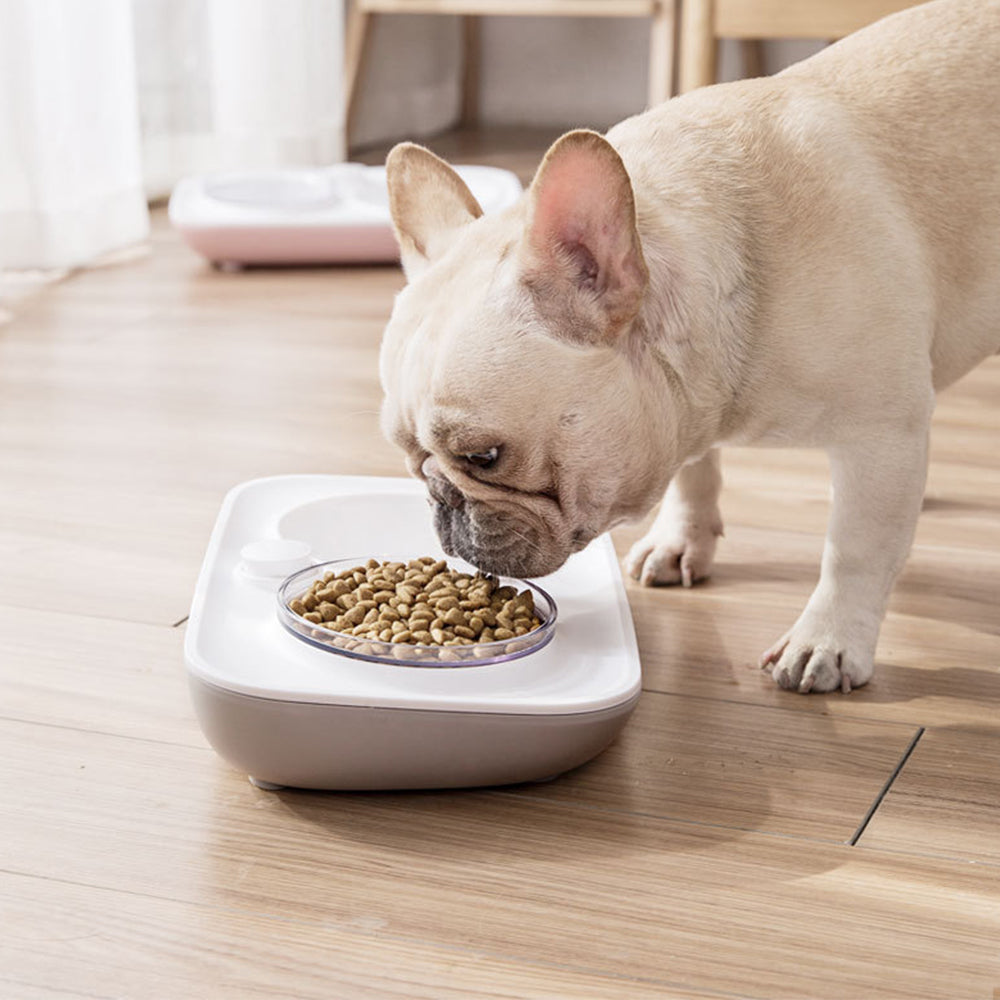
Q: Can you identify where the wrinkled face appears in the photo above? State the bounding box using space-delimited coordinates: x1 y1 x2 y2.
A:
379 133 667 577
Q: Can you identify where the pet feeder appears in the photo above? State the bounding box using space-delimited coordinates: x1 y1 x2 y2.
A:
184 475 642 789
168 163 523 267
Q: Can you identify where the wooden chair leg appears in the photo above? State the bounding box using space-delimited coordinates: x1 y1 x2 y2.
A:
679 0 716 93
647 0 677 107
460 14 481 127
344 2 373 154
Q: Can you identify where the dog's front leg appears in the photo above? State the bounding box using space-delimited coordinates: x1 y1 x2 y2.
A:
625 449 724 587
762 429 930 693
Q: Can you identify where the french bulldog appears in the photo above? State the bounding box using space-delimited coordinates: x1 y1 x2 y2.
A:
378 0 1000 693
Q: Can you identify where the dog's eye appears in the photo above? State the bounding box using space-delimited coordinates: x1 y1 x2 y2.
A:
463 447 500 469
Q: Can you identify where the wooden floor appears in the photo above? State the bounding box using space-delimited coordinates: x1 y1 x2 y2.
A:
2 128 998 1000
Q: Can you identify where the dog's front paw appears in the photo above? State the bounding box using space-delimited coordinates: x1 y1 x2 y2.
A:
625 518 722 588
760 614 876 694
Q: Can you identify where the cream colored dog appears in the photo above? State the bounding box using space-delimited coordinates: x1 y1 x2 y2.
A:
379 0 1000 694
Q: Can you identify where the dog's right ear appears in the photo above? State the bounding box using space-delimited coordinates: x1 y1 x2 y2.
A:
521 130 648 345
385 143 484 281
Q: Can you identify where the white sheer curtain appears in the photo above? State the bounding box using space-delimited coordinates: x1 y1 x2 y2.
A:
134 0 345 200
0 0 148 269
0 0 346 270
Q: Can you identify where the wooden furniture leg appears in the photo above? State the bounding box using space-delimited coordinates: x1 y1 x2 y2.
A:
679 0 715 92
344 2 374 151
647 0 677 107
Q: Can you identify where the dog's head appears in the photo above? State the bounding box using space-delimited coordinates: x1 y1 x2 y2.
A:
379 131 669 577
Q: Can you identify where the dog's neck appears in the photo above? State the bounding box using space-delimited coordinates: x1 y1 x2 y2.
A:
628 180 758 463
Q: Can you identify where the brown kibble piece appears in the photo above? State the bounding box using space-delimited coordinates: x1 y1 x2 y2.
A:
343 605 366 626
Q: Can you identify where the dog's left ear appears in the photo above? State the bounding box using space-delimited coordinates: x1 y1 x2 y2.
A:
522 130 648 343
386 143 484 280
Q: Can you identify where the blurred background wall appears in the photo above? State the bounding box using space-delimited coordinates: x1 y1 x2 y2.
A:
348 13 825 148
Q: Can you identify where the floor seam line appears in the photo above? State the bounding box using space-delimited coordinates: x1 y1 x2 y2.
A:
848 725 925 846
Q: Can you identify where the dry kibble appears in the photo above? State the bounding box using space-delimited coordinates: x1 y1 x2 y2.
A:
343 605 366 626
288 557 546 651
443 607 465 627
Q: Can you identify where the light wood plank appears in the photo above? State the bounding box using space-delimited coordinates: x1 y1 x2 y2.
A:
1 871 713 1000
0 605 916 842
508 693 919 841
714 0 920 39
3 720 998 1000
0 265 403 624
859 727 1000 864
613 521 1000 730
0 607 201 746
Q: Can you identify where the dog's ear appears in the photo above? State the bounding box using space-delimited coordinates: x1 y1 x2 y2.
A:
522 130 648 343
385 143 484 280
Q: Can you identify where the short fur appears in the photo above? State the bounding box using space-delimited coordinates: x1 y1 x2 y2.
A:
380 0 1000 693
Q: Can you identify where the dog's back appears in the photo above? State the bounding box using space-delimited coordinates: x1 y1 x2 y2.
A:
612 0 1000 391
785 0 1000 382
